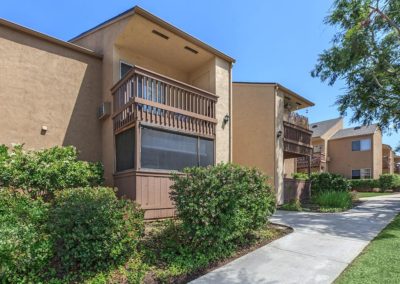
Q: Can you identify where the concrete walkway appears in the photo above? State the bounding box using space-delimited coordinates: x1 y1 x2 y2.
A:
192 194 400 284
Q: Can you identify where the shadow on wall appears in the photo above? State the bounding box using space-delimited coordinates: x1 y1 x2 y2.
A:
0 26 103 162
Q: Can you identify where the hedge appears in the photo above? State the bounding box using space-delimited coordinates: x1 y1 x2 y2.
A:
0 145 103 198
349 179 380 190
170 163 276 253
379 174 400 191
310 172 351 194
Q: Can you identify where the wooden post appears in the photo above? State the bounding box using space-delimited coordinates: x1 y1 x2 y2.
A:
307 155 311 178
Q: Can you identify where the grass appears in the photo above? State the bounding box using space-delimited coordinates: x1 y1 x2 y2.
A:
335 214 400 284
356 191 395 198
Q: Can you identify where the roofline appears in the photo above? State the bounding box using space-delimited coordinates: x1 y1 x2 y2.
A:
329 132 376 141
310 117 343 139
69 6 235 63
233 81 315 107
0 18 102 59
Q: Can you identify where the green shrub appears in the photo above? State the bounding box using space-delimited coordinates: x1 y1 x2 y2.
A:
292 172 309 180
280 200 302 211
349 179 380 190
49 187 144 281
312 191 353 211
0 189 52 283
0 145 103 197
170 163 276 253
379 174 400 191
310 172 350 194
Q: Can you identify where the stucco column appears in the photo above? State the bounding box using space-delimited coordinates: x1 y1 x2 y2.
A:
275 89 284 205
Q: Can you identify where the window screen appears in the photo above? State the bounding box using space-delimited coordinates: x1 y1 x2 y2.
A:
141 127 198 170
120 62 133 78
352 139 371 151
141 127 214 171
361 168 371 179
352 170 361 179
115 128 135 172
199 138 214 167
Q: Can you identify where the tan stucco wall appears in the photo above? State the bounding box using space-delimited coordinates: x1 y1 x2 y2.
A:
328 133 382 179
73 14 232 184
232 83 278 192
0 24 102 162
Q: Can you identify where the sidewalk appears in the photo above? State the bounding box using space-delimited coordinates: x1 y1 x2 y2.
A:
192 194 400 284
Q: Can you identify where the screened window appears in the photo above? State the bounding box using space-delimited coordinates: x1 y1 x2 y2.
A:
352 169 371 179
141 127 214 171
352 139 371 151
115 128 135 172
120 62 133 79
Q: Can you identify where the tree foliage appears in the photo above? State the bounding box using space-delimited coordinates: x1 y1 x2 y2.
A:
312 0 400 131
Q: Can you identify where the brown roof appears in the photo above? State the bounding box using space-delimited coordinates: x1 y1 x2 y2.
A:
330 124 379 140
309 117 342 138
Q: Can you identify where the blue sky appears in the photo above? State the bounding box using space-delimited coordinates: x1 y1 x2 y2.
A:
2 0 399 150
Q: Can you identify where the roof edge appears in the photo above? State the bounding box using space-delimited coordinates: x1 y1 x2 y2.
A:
0 18 102 59
69 6 235 63
233 81 315 107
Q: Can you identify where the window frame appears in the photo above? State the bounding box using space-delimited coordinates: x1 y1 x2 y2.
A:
139 125 216 172
352 138 371 152
120 60 134 79
351 168 372 179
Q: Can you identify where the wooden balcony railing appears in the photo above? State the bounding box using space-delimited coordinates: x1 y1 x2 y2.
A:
111 66 218 137
283 121 313 158
382 156 391 169
285 112 309 130
297 153 326 169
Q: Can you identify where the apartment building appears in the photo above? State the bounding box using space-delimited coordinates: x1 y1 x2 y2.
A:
232 82 314 204
298 117 383 179
0 6 234 219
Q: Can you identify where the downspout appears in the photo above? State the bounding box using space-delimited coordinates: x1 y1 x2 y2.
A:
229 62 233 162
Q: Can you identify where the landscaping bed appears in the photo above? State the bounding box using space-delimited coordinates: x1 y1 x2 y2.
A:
141 220 292 283
335 214 400 284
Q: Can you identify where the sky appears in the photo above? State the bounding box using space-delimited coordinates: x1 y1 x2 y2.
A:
2 0 399 150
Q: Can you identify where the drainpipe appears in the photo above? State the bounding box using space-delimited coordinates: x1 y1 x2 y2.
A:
229 62 233 163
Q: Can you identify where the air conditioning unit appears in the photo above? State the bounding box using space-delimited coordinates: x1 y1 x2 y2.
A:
98 102 111 120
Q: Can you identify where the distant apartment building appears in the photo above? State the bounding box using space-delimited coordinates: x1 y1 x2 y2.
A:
297 117 384 179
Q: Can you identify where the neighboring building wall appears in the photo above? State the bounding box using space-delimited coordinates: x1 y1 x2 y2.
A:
372 130 383 178
0 24 103 162
232 83 277 188
382 145 394 174
328 134 378 179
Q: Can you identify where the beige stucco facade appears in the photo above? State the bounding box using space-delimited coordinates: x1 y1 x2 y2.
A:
71 10 233 185
232 82 314 204
0 21 103 162
327 132 382 179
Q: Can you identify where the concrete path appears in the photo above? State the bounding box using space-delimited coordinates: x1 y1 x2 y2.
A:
192 194 400 284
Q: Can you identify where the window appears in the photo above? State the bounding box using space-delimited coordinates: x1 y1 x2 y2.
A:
313 145 322 153
115 128 135 172
352 139 371 151
352 168 371 179
141 127 214 171
120 61 133 79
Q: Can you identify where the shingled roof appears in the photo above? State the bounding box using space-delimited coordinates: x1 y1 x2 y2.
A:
309 117 342 138
330 124 378 140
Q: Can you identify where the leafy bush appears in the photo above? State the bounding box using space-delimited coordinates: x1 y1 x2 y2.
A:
312 191 353 211
292 172 309 180
0 189 52 283
0 145 103 197
280 200 302 211
310 172 350 194
170 163 276 253
379 174 400 191
49 187 144 281
349 179 380 191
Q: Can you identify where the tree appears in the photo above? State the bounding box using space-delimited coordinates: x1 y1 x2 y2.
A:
312 0 400 132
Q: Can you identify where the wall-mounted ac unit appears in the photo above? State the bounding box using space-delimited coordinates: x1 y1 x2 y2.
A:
98 102 111 120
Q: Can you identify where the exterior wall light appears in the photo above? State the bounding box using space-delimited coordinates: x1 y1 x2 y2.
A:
223 114 230 124
277 130 283 138
41 125 48 135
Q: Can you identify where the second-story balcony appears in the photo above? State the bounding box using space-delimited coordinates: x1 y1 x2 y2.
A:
283 112 313 158
111 65 218 138
297 152 326 169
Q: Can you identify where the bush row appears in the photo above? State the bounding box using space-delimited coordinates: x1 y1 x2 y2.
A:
0 187 144 283
0 145 103 198
348 174 400 191
310 172 351 193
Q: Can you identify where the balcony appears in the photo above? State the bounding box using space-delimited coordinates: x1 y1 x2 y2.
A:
283 113 313 158
297 153 326 169
111 65 218 138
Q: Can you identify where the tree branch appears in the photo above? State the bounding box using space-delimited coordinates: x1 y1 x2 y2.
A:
369 5 400 37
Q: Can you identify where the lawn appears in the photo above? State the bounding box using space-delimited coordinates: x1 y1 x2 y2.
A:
356 192 396 198
335 214 400 284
